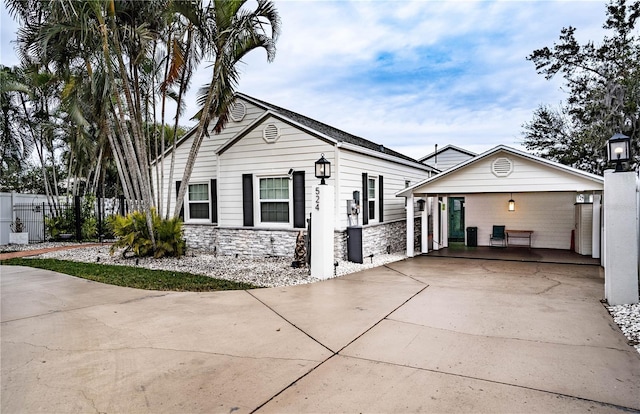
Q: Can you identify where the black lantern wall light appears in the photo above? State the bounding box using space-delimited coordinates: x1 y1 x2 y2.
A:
315 153 331 184
607 133 631 172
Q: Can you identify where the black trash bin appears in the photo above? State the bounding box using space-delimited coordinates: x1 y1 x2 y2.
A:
347 226 363 263
466 227 478 247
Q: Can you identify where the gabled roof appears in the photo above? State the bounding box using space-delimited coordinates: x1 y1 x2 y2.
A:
397 145 603 197
237 93 424 166
418 144 477 163
154 93 435 172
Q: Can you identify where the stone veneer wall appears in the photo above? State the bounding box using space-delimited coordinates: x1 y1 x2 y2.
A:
183 224 301 257
333 218 421 260
182 217 421 259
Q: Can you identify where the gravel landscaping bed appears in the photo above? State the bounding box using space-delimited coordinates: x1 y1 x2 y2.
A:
606 303 640 355
9 243 406 288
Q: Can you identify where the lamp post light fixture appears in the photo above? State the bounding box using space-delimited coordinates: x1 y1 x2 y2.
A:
508 193 515 212
607 133 631 172
315 153 331 185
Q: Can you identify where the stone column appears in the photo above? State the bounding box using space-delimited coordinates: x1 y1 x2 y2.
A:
604 170 639 305
311 184 335 280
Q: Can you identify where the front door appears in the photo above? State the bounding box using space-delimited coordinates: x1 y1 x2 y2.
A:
448 197 465 242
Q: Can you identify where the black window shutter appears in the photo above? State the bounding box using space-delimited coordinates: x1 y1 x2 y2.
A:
210 179 218 223
378 175 384 223
293 171 305 228
362 173 369 225
242 174 254 227
176 181 184 220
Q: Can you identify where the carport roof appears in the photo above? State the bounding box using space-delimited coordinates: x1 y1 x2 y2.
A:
396 145 604 197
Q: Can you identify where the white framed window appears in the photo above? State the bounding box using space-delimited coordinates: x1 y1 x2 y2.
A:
187 183 210 222
258 177 291 226
368 176 377 223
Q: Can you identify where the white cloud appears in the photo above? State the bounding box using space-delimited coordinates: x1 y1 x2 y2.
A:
1 0 611 159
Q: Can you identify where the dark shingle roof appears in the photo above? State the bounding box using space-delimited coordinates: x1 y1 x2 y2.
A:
239 93 424 165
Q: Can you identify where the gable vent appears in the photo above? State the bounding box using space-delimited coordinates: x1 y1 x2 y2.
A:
262 123 280 143
230 101 246 122
491 157 513 177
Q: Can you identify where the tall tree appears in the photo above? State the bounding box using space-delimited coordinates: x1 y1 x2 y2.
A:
523 0 639 174
173 0 280 217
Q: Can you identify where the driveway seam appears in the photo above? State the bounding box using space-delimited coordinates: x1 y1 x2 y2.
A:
244 290 334 354
338 354 639 412
383 263 429 284
382 318 632 352
246 285 429 413
0 293 170 324
335 285 429 354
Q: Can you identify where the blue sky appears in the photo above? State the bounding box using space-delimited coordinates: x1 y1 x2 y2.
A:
0 0 609 158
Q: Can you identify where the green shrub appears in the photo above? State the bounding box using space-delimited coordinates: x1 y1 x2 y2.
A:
45 195 98 240
45 208 75 239
109 209 186 258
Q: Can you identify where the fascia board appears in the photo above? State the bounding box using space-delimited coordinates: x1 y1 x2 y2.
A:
337 142 435 172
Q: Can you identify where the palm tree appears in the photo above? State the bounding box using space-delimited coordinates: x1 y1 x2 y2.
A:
173 0 280 217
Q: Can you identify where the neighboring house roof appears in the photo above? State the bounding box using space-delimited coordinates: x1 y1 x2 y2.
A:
397 145 604 197
418 144 476 171
418 144 477 163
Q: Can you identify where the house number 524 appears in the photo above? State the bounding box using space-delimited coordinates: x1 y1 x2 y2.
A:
315 187 320 210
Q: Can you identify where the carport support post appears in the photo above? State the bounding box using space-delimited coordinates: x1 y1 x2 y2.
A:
603 170 639 305
311 184 335 280
406 194 414 257
421 197 429 253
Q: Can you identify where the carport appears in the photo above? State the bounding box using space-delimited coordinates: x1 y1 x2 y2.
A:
397 145 604 260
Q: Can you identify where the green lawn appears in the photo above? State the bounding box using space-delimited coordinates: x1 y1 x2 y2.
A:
1 258 258 291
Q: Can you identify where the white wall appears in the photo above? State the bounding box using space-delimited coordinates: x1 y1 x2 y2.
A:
415 151 603 194
0 193 57 245
423 149 473 171
152 99 266 218
464 192 576 249
218 117 332 227
338 149 430 229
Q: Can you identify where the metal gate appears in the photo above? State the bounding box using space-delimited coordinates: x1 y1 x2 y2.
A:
12 203 47 243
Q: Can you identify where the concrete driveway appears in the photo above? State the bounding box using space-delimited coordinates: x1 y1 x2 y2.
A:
2 257 639 413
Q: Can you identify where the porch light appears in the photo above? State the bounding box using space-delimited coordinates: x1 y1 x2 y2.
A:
607 133 631 172
417 199 426 212
315 153 331 185
508 193 515 212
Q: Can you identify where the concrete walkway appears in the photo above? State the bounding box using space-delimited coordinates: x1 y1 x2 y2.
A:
0 243 106 261
1 257 639 413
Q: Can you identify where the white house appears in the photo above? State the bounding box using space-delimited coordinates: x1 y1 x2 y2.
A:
397 145 605 258
419 144 476 171
154 93 436 258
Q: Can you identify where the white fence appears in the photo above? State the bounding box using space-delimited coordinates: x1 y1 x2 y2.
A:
0 193 56 245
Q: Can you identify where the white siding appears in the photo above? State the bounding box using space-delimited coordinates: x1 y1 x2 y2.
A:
415 151 603 194
153 99 266 218
337 149 430 229
465 192 575 249
575 203 593 255
423 149 474 170
218 117 333 227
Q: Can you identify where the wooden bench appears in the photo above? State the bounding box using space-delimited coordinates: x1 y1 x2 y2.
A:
506 230 533 248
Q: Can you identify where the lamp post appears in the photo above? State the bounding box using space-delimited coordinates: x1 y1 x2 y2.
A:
607 133 631 172
603 132 639 305
311 153 334 279
315 154 331 184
